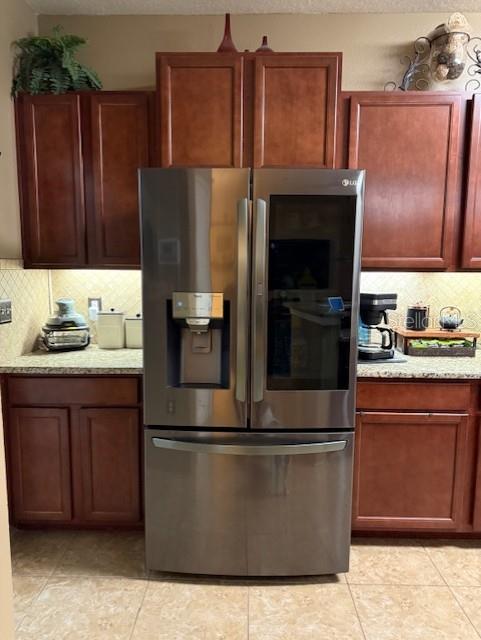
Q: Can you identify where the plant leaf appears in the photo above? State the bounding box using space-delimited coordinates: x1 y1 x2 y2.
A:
11 26 101 96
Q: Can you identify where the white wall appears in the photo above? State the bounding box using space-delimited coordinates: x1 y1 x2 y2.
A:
0 400 14 640
0 0 37 259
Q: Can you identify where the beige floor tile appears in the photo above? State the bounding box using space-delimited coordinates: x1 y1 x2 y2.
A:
351 585 479 640
10 530 75 576
249 583 364 640
131 580 248 640
425 541 481 586
12 575 48 629
15 576 146 640
347 539 444 585
451 587 481 633
54 530 146 578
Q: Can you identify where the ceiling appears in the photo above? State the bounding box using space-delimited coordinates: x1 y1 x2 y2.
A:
24 0 481 16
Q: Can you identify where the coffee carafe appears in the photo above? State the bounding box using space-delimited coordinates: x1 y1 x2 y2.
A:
358 293 398 361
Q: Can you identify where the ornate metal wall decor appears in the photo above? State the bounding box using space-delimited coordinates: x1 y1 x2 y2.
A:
384 37 431 91
465 38 481 91
385 12 472 91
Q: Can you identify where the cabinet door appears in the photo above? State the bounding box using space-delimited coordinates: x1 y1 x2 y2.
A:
473 419 481 531
16 94 86 267
78 408 141 523
462 94 481 268
353 412 468 531
349 93 461 269
8 408 72 522
86 92 151 267
253 54 340 168
158 53 243 167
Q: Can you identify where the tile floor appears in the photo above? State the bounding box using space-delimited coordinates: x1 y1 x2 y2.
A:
8 530 481 639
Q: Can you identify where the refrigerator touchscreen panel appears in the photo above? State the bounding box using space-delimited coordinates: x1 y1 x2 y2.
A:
266 194 357 392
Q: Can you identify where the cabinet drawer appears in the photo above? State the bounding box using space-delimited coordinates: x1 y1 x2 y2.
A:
357 381 471 412
8 376 140 406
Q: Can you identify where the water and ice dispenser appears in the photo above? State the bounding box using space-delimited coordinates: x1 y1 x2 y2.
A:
167 292 230 388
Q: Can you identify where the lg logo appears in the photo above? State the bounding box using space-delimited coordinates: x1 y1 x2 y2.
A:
342 179 358 187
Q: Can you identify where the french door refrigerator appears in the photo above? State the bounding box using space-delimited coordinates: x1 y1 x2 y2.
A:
140 168 364 576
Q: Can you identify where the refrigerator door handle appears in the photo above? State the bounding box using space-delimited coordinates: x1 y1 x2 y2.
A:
151 438 348 456
235 198 250 403
252 198 267 403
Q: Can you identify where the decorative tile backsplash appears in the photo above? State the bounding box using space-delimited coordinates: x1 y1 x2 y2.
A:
49 270 142 319
361 272 481 332
52 269 481 333
2 265 481 363
0 263 49 361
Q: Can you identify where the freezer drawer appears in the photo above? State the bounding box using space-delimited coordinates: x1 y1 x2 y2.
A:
145 429 354 576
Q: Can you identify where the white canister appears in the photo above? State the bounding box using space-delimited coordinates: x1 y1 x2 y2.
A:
96 309 125 349
125 314 143 349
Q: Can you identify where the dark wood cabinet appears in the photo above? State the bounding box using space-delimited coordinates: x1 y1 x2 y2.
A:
353 411 469 531
462 94 481 268
16 91 153 268
86 93 151 267
472 418 481 531
16 94 86 267
157 53 243 167
157 52 340 169
348 93 462 270
253 54 339 168
8 407 72 522
5 376 142 527
79 408 141 523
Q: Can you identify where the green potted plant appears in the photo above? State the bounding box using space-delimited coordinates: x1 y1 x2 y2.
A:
11 26 102 96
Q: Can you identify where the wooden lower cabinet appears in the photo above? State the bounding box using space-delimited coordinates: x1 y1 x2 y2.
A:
78 408 141 523
8 408 72 522
473 418 481 531
353 411 469 531
5 376 142 527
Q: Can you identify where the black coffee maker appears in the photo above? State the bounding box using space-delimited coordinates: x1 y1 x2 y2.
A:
358 293 398 361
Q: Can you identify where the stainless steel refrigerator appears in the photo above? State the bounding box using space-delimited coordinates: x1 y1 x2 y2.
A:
140 168 364 576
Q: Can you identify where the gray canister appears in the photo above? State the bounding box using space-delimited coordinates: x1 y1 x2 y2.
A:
406 305 429 331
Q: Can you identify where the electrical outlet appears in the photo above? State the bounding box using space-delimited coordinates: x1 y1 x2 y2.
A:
88 297 102 311
0 299 12 324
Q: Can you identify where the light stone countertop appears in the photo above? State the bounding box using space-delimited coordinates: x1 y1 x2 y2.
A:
0 344 143 375
356 351 481 379
1 344 481 379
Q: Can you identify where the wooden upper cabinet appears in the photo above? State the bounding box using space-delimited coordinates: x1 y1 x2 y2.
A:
16 94 86 267
253 54 340 168
16 91 152 269
8 407 72 522
158 53 243 167
349 93 461 269
353 411 469 531
462 93 481 268
86 92 151 267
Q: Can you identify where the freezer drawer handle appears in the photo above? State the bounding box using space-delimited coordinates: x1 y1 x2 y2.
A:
235 198 250 403
151 438 347 456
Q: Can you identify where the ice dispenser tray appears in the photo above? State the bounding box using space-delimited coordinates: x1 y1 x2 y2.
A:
167 292 229 388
